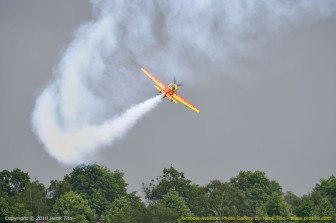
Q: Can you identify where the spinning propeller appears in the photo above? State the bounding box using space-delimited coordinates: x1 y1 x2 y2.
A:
174 77 183 87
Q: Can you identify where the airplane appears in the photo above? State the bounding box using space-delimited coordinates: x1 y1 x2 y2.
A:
141 67 200 113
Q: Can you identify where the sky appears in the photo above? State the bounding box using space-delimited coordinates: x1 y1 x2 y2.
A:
1 0 336 196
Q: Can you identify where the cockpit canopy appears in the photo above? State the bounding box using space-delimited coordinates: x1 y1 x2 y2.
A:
168 83 178 91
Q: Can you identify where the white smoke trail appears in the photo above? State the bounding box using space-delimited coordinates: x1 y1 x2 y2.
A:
31 0 336 165
32 90 161 165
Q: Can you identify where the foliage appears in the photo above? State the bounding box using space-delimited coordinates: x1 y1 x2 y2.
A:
143 166 193 201
0 169 33 222
204 180 249 217
47 179 72 209
284 191 301 213
160 188 192 217
0 169 30 197
230 170 282 213
312 197 336 223
0 195 32 223
23 180 48 217
291 192 336 223
146 203 178 223
50 191 96 223
100 192 146 223
143 166 202 213
146 189 192 223
63 164 127 216
314 175 336 206
0 165 335 222
256 192 291 217
293 195 315 217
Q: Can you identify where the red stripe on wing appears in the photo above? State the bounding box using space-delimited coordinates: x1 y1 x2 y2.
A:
141 67 167 90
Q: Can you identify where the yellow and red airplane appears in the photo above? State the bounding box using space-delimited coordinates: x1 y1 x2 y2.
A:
141 67 200 113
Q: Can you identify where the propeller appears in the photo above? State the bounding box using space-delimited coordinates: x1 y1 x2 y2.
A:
173 77 183 86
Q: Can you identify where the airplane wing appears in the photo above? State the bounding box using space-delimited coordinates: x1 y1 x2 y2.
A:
172 92 200 113
141 67 168 90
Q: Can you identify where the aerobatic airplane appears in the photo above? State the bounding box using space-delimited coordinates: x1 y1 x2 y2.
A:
141 67 200 113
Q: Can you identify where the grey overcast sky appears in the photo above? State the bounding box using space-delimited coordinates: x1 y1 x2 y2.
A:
1 0 336 196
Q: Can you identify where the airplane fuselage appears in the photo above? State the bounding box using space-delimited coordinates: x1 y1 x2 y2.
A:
164 83 178 96
160 82 178 98
153 82 179 103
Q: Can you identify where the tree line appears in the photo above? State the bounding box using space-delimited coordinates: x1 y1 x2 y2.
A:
0 164 335 223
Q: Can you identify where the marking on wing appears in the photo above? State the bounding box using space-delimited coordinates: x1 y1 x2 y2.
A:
141 67 167 90
173 93 200 113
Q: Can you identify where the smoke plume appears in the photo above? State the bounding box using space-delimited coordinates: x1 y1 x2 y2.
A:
32 91 161 165
31 0 336 165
